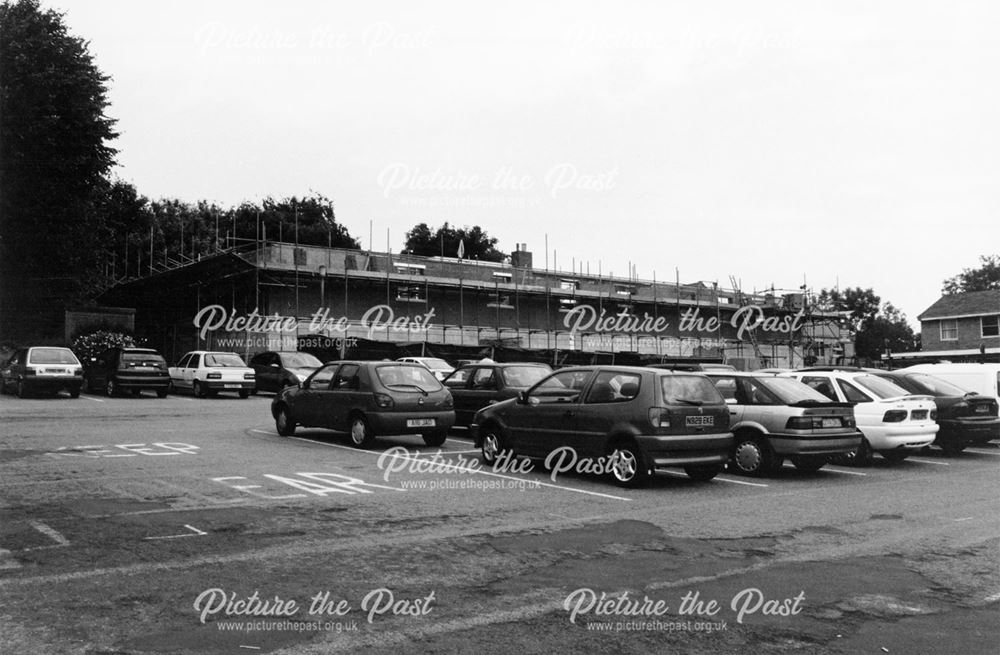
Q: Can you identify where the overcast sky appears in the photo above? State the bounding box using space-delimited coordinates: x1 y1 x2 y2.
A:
55 1 999 327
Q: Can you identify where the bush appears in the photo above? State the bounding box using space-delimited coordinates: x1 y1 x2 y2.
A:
71 329 139 364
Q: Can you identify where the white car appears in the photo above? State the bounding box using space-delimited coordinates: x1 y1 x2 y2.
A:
396 357 455 381
780 369 938 465
168 351 256 398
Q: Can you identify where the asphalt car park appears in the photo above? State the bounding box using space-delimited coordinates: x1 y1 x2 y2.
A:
1 392 998 654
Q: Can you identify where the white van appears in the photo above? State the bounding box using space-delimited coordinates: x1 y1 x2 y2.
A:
900 364 1000 404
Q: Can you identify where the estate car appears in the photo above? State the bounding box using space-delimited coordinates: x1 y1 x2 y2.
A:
1 347 84 398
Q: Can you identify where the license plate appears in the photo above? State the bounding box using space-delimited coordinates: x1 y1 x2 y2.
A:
407 418 435 428
224 384 241 389
686 416 714 427
43 368 67 375
975 406 990 414
821 418 841 428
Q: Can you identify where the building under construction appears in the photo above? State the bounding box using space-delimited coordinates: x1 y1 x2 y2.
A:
97 242 854 369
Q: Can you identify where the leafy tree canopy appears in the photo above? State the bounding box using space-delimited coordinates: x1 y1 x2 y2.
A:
402 222 506 262
942 255 1000 294
815 287 917 361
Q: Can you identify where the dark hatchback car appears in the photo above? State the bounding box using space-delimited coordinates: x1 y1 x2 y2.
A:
444 362 553 425
271 361 455 448
85 347 170 397
470 365 733 487
250 351 323 393
1 346 84 398
870 370 1000 454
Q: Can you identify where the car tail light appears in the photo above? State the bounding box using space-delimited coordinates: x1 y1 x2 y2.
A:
786 417 820 429
73 368 83 377
929 409 937 420
374 393 394 409
883 410 907 423
206 372 222 380
244 373 255 380
648 407 671 428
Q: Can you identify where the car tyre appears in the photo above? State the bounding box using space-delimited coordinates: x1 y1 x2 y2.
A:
106 379 119 397
16 379 28 398
480 426 506 465
156 389 168 398
790 455 826 472
349 415 376 448
834 438 874 467
731 436 776 476
608 442 649 488
684 464 722 481
422 430 447 447
193 381 207 399
238 390 250 399
69 387 81 399
275 405 296 437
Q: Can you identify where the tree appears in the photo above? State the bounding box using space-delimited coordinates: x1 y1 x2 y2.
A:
402 222 506 262
815 287 917 361
942 255 1000 294
0 0 119 339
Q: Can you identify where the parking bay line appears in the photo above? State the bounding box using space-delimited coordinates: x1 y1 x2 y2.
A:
822 467 869 476
907 458 951 466
966 448 1000 456
80 395 105 403
249 430 633 502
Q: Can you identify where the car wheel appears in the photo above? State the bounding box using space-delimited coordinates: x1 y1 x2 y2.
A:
684 464 722 481
480 426 506 465
608 442 648 488
834 438 874 467
16 379 28 398
275 405 296 437
238 390 249 399
69 387 81 399
880 450 909 463
106 379 118 397
193 381 207 399
167 381 176 395
731 437 776 476
790 455 827 472
349 415 376 448
131 389 142 397
156 388 168 398
422 430 447 447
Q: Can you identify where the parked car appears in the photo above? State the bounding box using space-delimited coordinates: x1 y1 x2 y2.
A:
396 356 455 381
444 362 553 425
470 365 733 487
704 372 861 475
84 347 170 397
867 369 999 454
249 351 323 393
780 369 938 465
168 351 256 398
0 347 84 398
899 363 1000 405
271 361 455 447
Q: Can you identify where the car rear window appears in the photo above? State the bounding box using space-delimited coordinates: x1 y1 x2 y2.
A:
281 353 322 368
661 375 724 405
122 352 167 368
28 348 80 365
204 353 247 367
501 366 551 388
756 376 832 404
900 373 968 396
853 375 910 399
377 365 443 392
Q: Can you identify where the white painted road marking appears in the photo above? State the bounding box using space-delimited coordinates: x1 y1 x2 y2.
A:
28 520 70 547
966 448 1000 456
144 524 207 540
255 430 633 502
709 476 769 488
907 458 951 466
823 467 868 476
80 395 105 403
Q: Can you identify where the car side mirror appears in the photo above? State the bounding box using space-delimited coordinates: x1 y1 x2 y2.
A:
301 380 310 390
517 391 529 404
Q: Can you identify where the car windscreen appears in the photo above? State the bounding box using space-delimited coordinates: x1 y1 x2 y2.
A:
28 348 80 365
853 375 910 399
281 353 322 369
501 366 551 388
898 373 968 396
376 365 443 392
203 353 247 367
661 375 724 405
756 376 832 403
121 353 167 368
